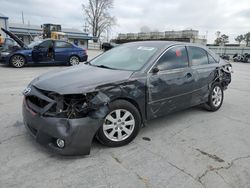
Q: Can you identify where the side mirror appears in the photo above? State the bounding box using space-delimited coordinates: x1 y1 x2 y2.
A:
152 67 159 74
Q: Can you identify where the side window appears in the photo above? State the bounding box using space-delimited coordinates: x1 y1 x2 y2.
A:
208 53 217 64
39 40 53 48
189 46 208 66
156 46 189 70
55 41 72 48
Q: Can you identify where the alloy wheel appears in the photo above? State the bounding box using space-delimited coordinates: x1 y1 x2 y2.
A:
12 55 25 68
103 109 135 142
212 86 222 107
69 56 80 66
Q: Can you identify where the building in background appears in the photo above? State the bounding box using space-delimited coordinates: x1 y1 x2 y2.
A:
0 12 96 49
113 30 207 45
8 23 94 49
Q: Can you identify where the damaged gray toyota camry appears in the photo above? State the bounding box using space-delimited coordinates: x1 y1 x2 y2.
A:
22 41 232 155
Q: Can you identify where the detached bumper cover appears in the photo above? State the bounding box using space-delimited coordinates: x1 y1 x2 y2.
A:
22 99 102 155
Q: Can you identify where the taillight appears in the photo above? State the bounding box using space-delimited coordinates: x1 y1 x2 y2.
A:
83 48 87 55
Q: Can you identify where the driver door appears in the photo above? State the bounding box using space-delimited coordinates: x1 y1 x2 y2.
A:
147 45 196 119
32 40 54 63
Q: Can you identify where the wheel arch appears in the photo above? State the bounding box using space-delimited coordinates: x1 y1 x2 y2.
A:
68 54 80 61
9 53 27 64
110 97 145 126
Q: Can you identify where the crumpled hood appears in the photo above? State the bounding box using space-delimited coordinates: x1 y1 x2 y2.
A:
31 64 133 94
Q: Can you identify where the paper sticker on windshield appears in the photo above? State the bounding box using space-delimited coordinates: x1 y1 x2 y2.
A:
137 46 155 51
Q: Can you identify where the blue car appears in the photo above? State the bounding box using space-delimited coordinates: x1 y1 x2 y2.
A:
0 28 88 68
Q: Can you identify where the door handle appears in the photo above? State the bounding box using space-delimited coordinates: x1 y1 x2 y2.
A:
186 73 192 78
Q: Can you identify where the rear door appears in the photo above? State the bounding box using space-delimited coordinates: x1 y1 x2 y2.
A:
54 41 73 63
147 45 196 119
187 46 218 104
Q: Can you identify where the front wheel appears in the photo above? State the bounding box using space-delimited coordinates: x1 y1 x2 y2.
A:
97 100 141 147
69 56 80 66
205 83 224 111
10 55 26 68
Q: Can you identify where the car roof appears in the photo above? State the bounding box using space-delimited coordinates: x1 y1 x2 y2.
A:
122 40 207 49
41 39 70 42
121 41 193 50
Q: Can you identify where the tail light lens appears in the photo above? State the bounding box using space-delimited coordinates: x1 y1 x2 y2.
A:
83 48 87 55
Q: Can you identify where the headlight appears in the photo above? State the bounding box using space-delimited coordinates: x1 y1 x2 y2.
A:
222 65 233 73
1 52 10 57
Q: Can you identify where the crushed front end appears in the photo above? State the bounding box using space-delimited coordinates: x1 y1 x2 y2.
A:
22 86 108 155
217 62 233 89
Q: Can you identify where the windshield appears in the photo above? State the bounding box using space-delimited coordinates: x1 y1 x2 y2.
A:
27 40 43 48
90 44 159 71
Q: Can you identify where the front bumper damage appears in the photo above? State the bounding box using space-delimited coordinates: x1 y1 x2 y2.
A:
22 86 107 155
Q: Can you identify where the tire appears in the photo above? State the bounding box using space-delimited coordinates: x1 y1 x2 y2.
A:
205 83 224 111
97 100 141 147
10 55 26 68
69 55 80 66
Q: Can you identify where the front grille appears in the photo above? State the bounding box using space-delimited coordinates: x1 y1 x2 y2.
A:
26 96 49 108
34 87 54 98
25 87 55 114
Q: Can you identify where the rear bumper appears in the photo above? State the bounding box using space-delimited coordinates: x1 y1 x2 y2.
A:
22 98 102 155
80 55 88 62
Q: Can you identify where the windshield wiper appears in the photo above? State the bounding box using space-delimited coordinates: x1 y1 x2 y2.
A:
94 65 115 69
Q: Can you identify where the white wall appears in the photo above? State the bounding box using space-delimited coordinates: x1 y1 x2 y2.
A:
0 18 8 37
208 46 250 56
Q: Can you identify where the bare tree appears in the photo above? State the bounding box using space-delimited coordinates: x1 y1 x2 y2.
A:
235 35 245 44
214 31 229 45
244 32 250 47
82 0 116 40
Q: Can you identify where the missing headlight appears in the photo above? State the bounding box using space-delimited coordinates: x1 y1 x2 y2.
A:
44 94 89 119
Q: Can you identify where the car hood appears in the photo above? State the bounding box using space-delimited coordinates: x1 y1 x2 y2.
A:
1 28 27 49
31 65 134 94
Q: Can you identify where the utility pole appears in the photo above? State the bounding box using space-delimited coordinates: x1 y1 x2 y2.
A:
22 11 24 24
83 22 88 33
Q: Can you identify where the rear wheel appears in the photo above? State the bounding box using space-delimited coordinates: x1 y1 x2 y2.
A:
205 83 224 111
97 100 141 147
10 55 25 68
69 56 80 66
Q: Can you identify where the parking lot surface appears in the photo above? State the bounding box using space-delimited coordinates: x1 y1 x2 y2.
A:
0 51 250 188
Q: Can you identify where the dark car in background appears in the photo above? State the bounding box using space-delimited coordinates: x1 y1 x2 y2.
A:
0 28 88 68
22 41 232 155
101 42 119 52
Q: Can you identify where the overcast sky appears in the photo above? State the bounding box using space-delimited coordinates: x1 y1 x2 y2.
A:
1 0 250 43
